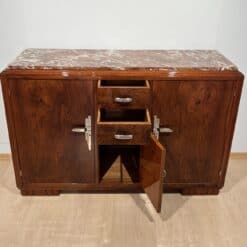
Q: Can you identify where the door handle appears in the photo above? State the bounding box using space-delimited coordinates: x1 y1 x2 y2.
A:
72 128 85 133
72 115 91 151
114 134 133 140
153 115 173 139
114 97 133 104
159 128 173 133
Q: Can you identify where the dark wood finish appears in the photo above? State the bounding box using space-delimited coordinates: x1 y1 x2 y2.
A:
21 189 60 196
22 182 142 193
140 134 166 212
152 80 243 188
0 50 244 210
97 80 151 108
217 77 244 188
1 79 23 188
97 109 151 145
8 79 95 184
181 186 219 195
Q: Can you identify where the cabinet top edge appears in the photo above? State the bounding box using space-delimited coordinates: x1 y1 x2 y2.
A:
1 49 239 72
0 68 244 81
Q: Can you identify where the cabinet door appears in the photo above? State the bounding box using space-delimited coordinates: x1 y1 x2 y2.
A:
9 79 94 183
140 134 166 212
153 80 235 184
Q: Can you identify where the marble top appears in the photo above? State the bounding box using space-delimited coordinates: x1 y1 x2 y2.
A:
6 49 237 71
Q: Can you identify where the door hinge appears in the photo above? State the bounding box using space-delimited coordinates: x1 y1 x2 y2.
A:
219 170 222 177
163 169 167 179
8 88 11 96
19 170 22 177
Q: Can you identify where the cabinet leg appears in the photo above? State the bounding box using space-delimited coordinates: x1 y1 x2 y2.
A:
181 186 219 195
21 189 60 196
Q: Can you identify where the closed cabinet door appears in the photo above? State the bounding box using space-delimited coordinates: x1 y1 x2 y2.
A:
9 79 94 184
153 80 235 185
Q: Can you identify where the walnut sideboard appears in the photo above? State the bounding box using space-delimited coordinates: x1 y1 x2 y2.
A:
0 49 244 212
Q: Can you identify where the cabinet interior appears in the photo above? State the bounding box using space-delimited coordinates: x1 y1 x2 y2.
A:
99 108 148 122
100 80 147 87
99 145 140 183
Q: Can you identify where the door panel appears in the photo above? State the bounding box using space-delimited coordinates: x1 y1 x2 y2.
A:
153 81 235 184
10 79 94 183
140 134 166 212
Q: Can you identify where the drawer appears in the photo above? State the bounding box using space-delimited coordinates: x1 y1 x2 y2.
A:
97 80 151 108
97 108 151 145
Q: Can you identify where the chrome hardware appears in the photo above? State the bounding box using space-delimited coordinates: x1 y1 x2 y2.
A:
72 128 85 133
153 115 173 140
72 115 91 151
114 134 133 140
159 127 173 133
85 116 92 151
114 97 133 104
163 170 167 178
153 115 160 139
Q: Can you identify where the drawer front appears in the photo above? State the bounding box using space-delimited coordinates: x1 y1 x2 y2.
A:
97 108 151 145
97 80 151 108
97 124 151 145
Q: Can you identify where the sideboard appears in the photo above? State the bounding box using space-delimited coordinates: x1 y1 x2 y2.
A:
0 49 244 212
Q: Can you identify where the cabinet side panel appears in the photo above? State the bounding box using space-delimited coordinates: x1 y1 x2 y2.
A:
1 79 23 188
218 77 244 188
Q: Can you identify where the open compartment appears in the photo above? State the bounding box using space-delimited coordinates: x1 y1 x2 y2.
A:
97 108 151 145
99 108 149 122
98 80 149 88
99 145 140 183
97 80 151 108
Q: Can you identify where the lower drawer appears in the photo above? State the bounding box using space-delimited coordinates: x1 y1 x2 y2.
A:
97 108 151 145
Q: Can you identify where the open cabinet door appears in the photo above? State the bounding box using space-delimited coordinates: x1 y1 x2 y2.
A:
140 133 166 212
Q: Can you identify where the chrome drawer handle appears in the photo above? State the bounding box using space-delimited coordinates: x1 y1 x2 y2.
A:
114 134 133 140
114 97 133 103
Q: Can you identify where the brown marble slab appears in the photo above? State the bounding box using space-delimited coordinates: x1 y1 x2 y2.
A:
6 49 237 71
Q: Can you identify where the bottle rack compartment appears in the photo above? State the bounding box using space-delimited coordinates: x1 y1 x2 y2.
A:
99 145 140 183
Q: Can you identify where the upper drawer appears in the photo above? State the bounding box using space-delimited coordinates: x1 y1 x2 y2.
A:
97 80 151 108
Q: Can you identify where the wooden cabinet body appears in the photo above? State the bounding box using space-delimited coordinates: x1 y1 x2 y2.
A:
0 49 244 211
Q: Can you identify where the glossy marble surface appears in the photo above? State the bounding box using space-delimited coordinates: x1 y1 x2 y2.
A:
6 49 237 71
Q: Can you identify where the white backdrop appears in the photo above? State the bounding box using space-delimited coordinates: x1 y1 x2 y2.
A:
0 0 246 152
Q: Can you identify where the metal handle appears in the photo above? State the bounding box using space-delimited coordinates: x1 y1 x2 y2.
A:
71 115 91 151
72 128 85 133
153 115 173 139
159 127 173 133
163 170 167 178
114 97 133 104
114 134 133 140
